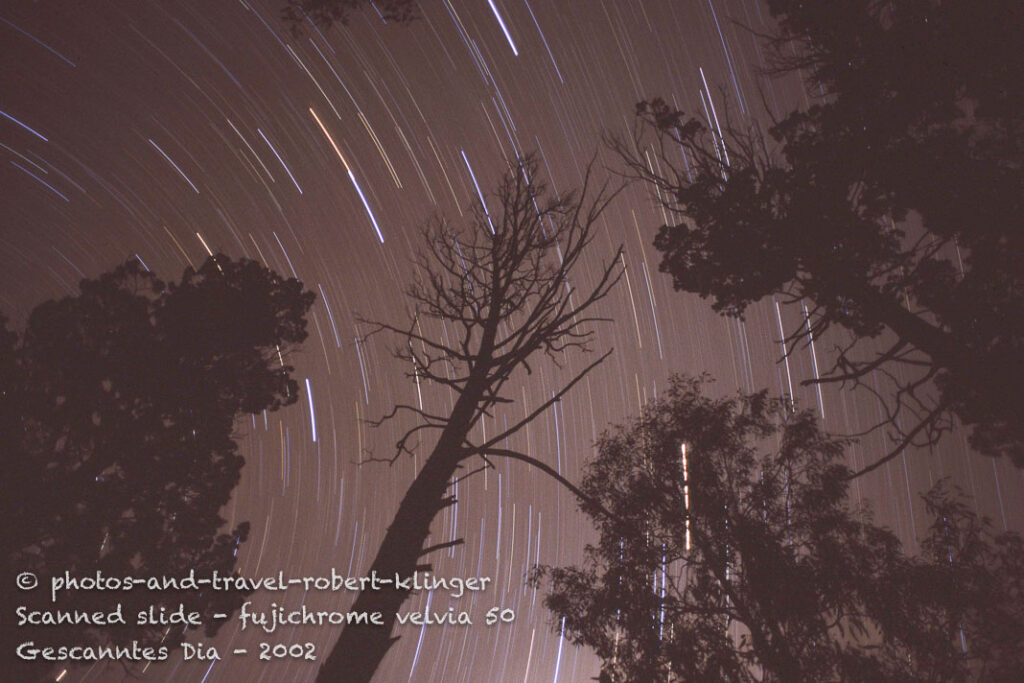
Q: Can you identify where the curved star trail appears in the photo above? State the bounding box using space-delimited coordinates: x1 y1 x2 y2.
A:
2 2 1021 681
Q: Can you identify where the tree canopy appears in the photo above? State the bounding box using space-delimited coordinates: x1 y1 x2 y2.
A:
1 255 314 678
617 0 1023 468
281 0 417 31
533 376 1024 682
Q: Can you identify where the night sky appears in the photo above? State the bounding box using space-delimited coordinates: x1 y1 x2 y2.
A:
3 1 1022 681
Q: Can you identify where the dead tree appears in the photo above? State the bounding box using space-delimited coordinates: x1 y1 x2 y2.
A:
317 155 623 682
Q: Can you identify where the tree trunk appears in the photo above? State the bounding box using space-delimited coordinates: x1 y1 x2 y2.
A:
316 386 482 682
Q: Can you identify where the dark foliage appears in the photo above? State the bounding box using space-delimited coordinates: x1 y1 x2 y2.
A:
281 0 417 32
317 156 622 682
615 0 1024 468
533 376 1024 682
1 255 314 679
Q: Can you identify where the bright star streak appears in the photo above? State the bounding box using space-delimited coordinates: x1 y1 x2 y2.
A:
0 109 49 141
487 0 519 56
10 161 69 201
523 0 562 82
461 149 494 233
305 378 317 443
309 107 385 243
148 139 199 193
196 231 214 258
257 128 303 194
0 17 76 67
552 616 566 682
682 443 691 552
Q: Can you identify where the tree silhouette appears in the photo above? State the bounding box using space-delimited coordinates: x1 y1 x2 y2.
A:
533 375 1024 682
316 156 622 682
281 0 417 31
615 0 1024 471
1 255 315 680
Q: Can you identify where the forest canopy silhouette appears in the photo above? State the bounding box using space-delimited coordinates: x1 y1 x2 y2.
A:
281 0 418 31
617 0 1024 469
533 375 1024 682
0 255 315 678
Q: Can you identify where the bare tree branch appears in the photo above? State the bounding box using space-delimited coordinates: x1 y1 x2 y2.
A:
319 153 622 683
